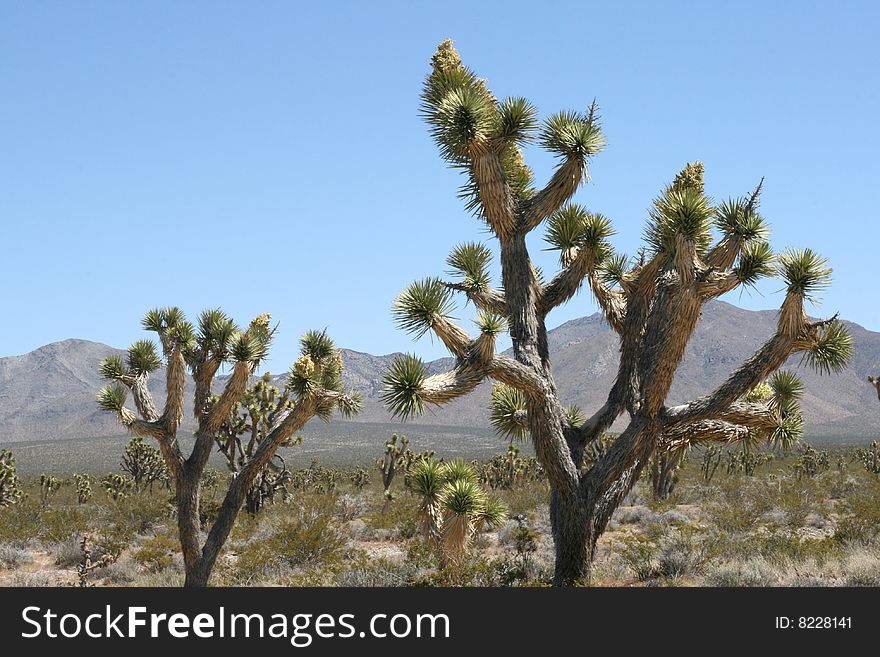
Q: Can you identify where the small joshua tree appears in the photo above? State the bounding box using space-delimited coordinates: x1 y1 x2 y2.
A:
409 457 507 561
216 373 302 515
73 473 92 504
855 441 880 474
383 40 853 585
0 449 24 507
121 437 169 493
97 308 360 587
101 473 133 501
38 474 62 510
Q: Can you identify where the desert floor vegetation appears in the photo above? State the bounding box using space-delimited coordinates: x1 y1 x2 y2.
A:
1 442 879 587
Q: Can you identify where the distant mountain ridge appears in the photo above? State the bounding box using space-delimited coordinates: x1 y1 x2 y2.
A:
1 300 879 445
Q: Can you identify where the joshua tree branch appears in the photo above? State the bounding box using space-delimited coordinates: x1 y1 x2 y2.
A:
470 149 517 238
444 282 507 315
522 158 587 233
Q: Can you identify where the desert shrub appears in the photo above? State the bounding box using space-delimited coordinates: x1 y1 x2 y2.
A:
39 506 91 544
232 498 347 584
135 566 185 587
334 493 366 522
11 572 53 587
704 557 778 587
839 549 880 586
612 505 658 526
615 533 659 581
657 527 705 578
102 559 138 584
133 533 179 573
0 543 33 569
53 535 86 567
833 482 880 546
336 557 418 587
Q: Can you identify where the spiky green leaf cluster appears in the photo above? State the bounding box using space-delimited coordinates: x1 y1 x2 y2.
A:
128 339 161 374
393 278 456 339
197 308 238 359
598 252 629 285
489 383 529 442
803 320 853 375
381 354 428 420
142 307 195 353
446 242 492 290
715 197 769 242
474 311 506 336
545 204 614 257
476 495 508 530
564 405 586 428
777 248 832 300
539 110 606 161
734 241 776 288
496 97 539 145
97 383 128 413
409 457 447 500
768 371 805 410
645 186 714 256
439 477 487 515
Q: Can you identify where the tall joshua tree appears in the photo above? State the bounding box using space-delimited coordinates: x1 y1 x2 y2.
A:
97 308 360 586
382 40 853 586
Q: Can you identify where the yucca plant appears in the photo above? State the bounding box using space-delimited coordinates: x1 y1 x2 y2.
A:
0 449 24 507
383 39 853 585
438 478 488 560
409 457 447 542
97 307 360 586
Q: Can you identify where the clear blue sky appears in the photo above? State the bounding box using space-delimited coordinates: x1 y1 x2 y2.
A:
2 1 878 372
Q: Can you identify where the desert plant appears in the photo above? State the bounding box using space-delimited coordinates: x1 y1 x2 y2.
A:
101 473 134 501
854 441 880 474
72 473 92 504
376 434 435 508
793 445 831 479
0 449 24 507
38 474 62 510
700 446 723 482
97 308 360 586
121 437 170 493
216 373 305 514
77 535 118 587
726 449 774 476
349 466 370 490
409 457 507 560
382 39 852 585
869 375 880 403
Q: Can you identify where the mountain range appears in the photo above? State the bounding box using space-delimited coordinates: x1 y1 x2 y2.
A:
2 301 879 452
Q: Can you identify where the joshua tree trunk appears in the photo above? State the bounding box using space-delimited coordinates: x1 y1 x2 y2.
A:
384 40 853 586
98 310 360 587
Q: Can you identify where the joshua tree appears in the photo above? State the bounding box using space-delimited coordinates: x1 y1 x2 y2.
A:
0 449 24 507
97 307 360 586
216 373 302 515
121 437 169 493
409 457 507 560
869 375 880 403
101 473 133 501
38 474 62 510
72 474 92 504
383 40 853 585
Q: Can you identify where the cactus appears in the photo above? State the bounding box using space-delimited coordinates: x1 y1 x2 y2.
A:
38 474 62 510
73 473 92 504
77 535 118 587
121 437 169 493
97 309 360 586
384 39 852 585
0 449 24 507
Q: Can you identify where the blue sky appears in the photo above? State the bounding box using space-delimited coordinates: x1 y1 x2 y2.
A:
1 1 877 372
